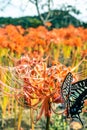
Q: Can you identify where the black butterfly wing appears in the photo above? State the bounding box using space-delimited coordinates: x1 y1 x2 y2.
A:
61 72 73 117
61 72 73 102
61 72 87 129
70 78 87 114
70 78 87 102
69 78 87 127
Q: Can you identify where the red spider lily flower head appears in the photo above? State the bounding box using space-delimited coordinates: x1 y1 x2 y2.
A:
44 22 52 27
14 55 77 122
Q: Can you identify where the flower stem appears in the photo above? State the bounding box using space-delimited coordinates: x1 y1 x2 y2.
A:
17 106 23 130
30 108 34 130
46 116 50 130
46 101 51 130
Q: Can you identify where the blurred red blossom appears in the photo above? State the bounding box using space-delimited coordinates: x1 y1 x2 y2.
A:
14 54 77 121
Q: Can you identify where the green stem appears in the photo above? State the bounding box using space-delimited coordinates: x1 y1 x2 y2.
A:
14 101 17 130
46 116 50 130
17 107 23 130
30 108 34 130
46 101 51 130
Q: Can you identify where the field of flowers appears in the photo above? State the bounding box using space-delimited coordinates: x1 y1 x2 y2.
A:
0 24 87 130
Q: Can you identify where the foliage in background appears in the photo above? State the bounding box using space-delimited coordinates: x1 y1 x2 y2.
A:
0 9 87 29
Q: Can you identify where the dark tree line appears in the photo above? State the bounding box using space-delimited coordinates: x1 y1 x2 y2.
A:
0 9 87 29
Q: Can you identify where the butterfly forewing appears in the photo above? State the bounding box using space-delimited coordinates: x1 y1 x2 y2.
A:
61 72 73 102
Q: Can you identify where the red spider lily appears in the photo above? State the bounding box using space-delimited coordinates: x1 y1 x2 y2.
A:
44 22 52 27
0 24 87 54
14 54 77 122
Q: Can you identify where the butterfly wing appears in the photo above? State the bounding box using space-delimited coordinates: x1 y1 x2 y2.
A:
61 72 87 128
70 78 87 102
61 72 73 117
70 78 87 126
61 72 73 102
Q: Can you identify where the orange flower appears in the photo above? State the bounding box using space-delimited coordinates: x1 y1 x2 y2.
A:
44 22 52 27
0 24 87 54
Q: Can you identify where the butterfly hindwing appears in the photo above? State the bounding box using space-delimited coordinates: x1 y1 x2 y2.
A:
70 78 87 116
